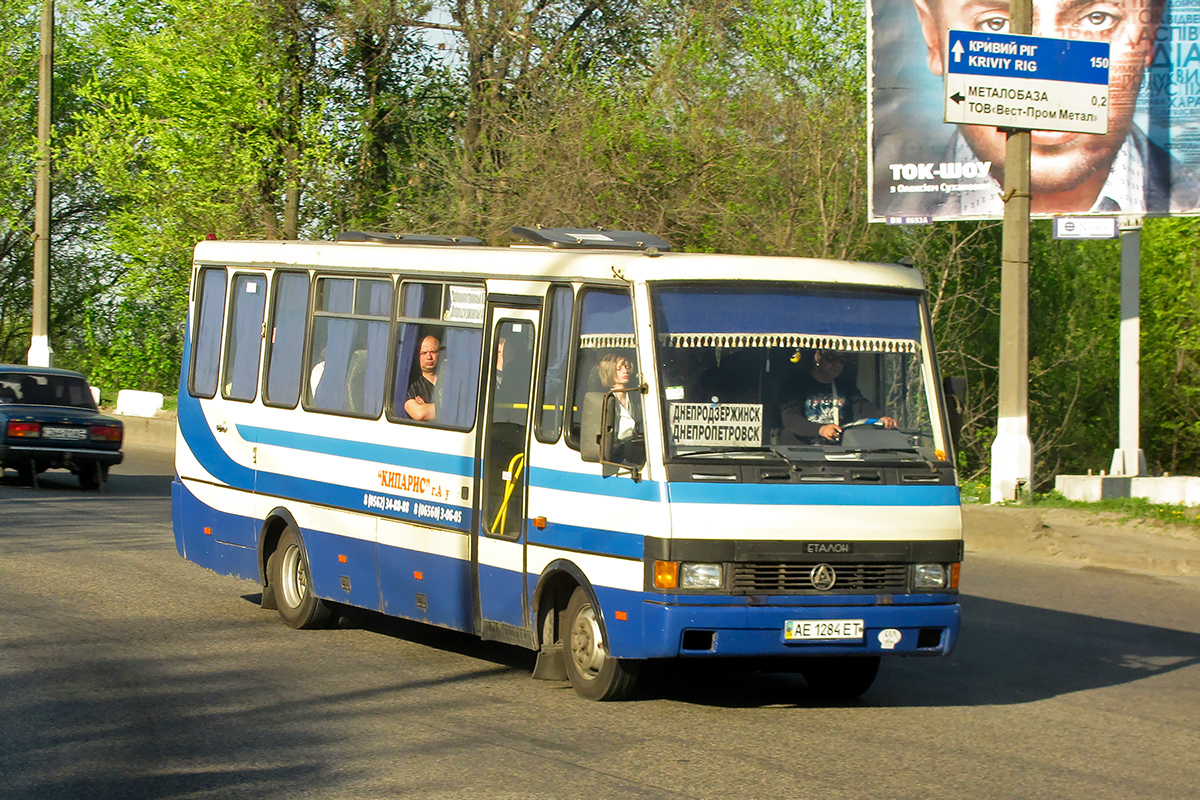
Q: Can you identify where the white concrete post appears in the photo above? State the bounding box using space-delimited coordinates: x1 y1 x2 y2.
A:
1110 219 1147 475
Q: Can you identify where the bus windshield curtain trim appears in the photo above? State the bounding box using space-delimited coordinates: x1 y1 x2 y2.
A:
580 334 636 349
665 334 920 353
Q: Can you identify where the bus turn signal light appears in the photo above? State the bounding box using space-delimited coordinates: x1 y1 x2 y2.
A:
950 562 961 590
654 561 678 589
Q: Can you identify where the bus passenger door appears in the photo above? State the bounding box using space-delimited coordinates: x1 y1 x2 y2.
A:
474 306 539 646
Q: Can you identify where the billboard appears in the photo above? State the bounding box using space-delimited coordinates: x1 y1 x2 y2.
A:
869 0 1200 221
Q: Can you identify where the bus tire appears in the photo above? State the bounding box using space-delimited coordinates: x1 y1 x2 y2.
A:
271 526 332 630
563 586 638 701
802 656 880 699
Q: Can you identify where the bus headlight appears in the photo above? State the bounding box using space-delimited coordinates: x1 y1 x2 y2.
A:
680 562 723 589
913 563 947 589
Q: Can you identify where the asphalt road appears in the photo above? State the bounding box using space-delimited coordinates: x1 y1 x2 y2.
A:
2 447 1198 799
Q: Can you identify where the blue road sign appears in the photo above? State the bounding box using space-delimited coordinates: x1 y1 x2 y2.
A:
944 30 1110 134
947 31 1110 84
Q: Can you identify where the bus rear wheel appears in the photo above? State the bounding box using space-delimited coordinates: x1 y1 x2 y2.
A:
563 586 638 701
801 656 880 699
271 526 332 630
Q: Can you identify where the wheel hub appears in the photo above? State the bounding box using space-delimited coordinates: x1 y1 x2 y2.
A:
569 604 606 677
280 544 305 609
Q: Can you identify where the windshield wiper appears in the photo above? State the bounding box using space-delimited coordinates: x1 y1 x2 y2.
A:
673 446 791 463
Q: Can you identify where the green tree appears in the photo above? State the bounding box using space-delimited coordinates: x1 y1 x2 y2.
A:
1141 217 1200 473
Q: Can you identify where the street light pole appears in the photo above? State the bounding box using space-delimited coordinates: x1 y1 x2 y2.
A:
28 0 54 367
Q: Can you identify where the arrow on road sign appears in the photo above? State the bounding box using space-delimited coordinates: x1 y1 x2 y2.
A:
952 40 964 62
950 92 964 104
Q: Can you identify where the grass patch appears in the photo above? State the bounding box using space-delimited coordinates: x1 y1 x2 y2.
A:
960 478 990 504
958 478 1200 529
1030 491 1200 529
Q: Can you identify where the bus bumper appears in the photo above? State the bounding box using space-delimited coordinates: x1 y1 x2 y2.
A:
610 595 960 660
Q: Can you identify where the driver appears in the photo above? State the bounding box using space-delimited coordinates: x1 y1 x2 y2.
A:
779 350 897 443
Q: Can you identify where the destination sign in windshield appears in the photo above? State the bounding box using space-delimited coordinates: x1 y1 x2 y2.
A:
669 403 763 447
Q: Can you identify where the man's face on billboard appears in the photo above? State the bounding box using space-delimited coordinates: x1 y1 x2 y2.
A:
913 0 1161 205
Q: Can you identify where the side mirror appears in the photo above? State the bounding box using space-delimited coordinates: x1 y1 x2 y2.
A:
942 376 967 453
580 390 645 477
580 391 608 463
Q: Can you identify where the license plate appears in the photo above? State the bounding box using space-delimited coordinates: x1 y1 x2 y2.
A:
784 619 865 641
42 426 87 441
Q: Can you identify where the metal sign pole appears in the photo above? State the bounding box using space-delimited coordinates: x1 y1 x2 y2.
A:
989 0 1033 503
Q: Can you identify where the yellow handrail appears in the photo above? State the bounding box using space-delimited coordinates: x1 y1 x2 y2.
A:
488 451 525 535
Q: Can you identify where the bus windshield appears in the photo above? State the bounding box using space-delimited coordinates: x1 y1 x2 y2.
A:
651 284 941 460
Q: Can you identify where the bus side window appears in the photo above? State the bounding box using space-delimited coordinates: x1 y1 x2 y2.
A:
222 273 268 402
391 282 484 429
306 276 393 417
536 285 573 443
567 288 635 449
190 267 228 399
263 271 310 408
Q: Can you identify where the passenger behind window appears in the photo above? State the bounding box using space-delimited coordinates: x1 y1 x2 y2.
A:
309 348 327 396
494 336 506 390
597 352 643 443
404 334 441 421
20 376 44 404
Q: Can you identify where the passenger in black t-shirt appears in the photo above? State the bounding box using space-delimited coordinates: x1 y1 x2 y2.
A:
404 335 440 421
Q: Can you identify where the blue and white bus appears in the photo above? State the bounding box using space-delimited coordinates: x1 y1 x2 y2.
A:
172 227 964 700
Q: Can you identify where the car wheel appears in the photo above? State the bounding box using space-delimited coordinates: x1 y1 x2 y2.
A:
563 586 639 701
801 656 880 699
16 461 36 486
78 463 108 490
270 526 332 630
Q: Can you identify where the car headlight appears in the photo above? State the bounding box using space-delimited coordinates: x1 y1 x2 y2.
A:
680 562 723 589
913 563 947 589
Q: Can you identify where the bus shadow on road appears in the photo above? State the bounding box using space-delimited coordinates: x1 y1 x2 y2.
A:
241 598 539 673
880 593 1200 707
644 593 1200 708
241 591 1200 708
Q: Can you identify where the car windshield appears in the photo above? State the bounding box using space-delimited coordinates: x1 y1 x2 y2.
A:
0 372 97 409
651 284 943 460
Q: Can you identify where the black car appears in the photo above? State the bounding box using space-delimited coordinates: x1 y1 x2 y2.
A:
0 365 124 489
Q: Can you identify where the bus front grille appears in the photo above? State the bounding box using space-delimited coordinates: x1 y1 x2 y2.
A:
730 562 909 594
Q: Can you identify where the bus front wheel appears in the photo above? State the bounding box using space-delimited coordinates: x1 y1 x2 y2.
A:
563 586 638 701
271 526 332 630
